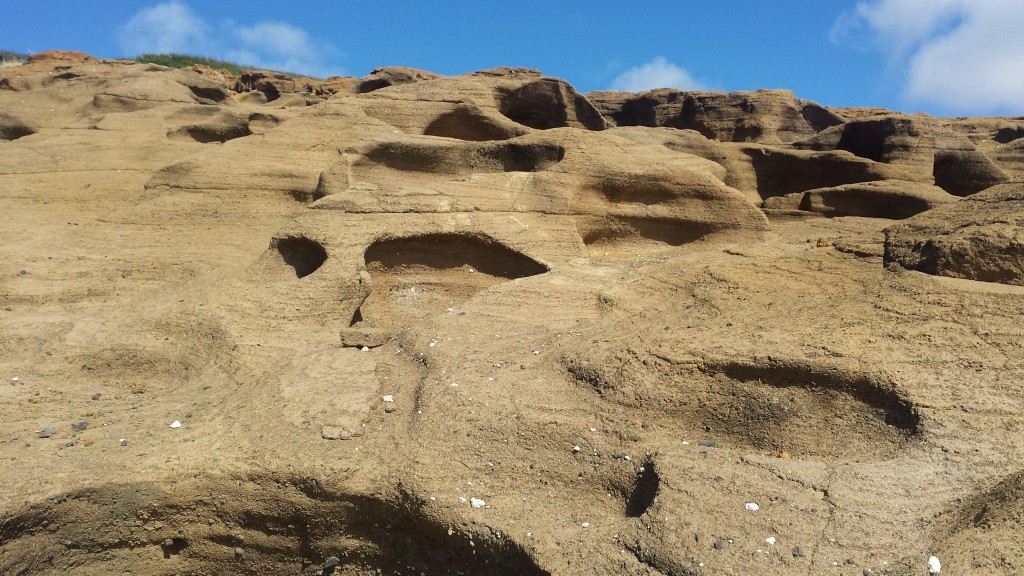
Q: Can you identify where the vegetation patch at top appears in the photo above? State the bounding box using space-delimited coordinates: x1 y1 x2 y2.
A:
0 50 28 66
134 53 304 78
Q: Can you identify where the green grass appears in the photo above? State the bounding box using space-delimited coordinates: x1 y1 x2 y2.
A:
0 50 28 66
134 53 305 78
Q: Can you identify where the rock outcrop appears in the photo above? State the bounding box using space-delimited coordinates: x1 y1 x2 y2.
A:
588 88 844 143
884 180 1024 284
764 180 958 219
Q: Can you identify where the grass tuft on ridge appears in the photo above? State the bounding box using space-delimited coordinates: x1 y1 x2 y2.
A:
134 53 304 78
0 50 28 67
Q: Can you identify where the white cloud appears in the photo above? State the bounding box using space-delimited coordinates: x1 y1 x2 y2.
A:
118 2 343 78
119 1 209 55
610 57 709 92
836 0 1024 114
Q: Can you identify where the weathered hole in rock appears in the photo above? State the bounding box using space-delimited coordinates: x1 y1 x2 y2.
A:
0 114 35 141
497 79 604 131
835 121 892 162
247 112 281 132
597 174 686 205
566 358 919 461
0 477 548 576
744 147 886 199
423 106 521 141
626 459 660 518
272 236 328 279
359 233 547 324
168 122 252 143
576 216 720 247
357 78 391 93
187 85 228 103
994 127 1024 144
362 141 564 174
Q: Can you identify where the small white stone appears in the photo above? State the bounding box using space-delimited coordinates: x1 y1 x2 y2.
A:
11 377 19 382
745 502 760 512
429 341 437 347
470 497 486 508
589 427 597 432
459 497 466 503
572 445 581 453
382 395 394 403
532 350 540 355
446 308 453 313
169 420 182 429
765 536 776 546
360 346 369 352
928 555 941 574
581 522 590 528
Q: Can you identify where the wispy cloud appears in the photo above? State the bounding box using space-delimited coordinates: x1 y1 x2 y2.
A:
609 57 709 92
118 2 344 78
834 0 1024 114
119 1 210 56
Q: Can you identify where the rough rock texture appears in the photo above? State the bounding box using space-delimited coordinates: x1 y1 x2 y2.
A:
762 180 959 219
588 88 844 143
884 180 1024 284
3 52 1024 576
795 115 1010 195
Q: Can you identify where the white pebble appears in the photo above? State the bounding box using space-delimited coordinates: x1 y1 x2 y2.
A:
470 497 486 508
532 350 540 355
928 555 941 574
581 522 590 528
11 377 19 382
765 536 776 546
572 445 581 453
169 420 182 429
382 395 394 403
745 502 760 511
360 346 369 352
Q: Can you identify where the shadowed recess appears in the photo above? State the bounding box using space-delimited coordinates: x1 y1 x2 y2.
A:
273 236 328 279
362 140 564 174
626 460 660 517
576 216 720 247
0 476 549 576
566 356 919 461
497 78 605 131
365 233 547 279
0 113 35 141
423 106 523 141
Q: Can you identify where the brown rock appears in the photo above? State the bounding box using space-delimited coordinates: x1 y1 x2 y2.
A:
799 180 958 219
884 180 1024 284
588 88 843 143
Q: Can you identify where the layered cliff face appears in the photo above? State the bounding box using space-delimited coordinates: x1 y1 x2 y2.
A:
2 52 1024 576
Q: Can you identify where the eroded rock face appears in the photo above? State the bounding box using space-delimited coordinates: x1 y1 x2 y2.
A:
884 180 1024 284
795 115 1011 195
6 53 1024 576
771 180 959 219
589 88 844 143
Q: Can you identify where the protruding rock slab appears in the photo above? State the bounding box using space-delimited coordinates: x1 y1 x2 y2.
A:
884 181 1024 284
798 180 958 219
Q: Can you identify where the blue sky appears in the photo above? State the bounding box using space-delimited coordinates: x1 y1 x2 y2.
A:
5 1 1024 116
